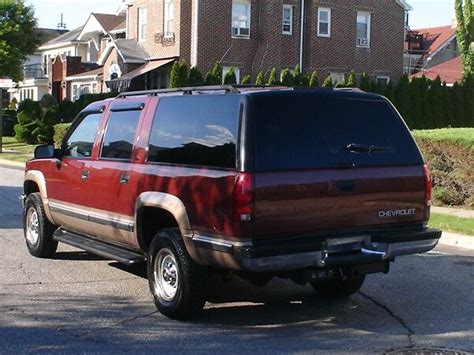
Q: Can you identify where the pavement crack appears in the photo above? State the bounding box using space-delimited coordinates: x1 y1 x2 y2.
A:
359 291 414 348
77 310 159 338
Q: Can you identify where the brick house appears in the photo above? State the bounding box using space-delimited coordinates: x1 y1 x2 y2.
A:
116 0 411 89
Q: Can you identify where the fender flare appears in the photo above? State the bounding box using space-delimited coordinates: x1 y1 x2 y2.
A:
135 192 199 260
24 170 56 224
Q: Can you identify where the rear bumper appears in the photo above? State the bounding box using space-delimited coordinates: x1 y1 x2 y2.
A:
191 227 442 272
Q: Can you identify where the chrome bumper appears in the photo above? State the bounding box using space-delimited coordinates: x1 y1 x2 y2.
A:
192 228 442 272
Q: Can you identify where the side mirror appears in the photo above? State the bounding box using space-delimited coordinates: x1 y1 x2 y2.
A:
34 144 55 159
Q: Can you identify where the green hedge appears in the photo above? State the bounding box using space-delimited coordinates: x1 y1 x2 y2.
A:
53 123 71 147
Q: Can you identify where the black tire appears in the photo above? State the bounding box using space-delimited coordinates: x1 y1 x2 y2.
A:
148 228 207 320
23 193 58 258
311 275 365 298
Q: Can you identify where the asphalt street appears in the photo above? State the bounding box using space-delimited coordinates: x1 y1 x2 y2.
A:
0 166 473 354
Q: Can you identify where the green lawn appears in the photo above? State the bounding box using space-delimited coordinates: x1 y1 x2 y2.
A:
430 212 474 236
412 128 474 150
0 137 36 163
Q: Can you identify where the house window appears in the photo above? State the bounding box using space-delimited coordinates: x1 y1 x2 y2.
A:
138 7 147 41
282 5 293 35
223 67 241 83
232 1 251 38
330 72 345 85
164 0 174 36
376 76 390 87
317 8 331 37
356 11 371 47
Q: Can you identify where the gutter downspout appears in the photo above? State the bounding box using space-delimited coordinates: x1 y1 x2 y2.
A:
299 0 305 71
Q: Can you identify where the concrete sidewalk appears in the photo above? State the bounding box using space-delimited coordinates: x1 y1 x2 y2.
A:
438 231 474 250
0 158 25 171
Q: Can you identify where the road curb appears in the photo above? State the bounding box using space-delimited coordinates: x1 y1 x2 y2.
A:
438 231 474 250
0 159 26 171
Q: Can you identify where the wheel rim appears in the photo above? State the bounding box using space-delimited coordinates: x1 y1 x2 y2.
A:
26 207 40 245
154 248 179 302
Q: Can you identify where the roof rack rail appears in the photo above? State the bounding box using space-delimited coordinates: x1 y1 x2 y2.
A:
115 85 240 98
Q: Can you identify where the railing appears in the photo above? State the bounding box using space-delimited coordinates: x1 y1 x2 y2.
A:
23 63 45 79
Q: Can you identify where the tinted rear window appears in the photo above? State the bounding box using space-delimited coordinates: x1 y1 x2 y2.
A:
148 95 240 169
252 92 423 171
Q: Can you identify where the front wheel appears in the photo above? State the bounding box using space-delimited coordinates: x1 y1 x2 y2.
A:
23 193 58 258
311 275 365 298
148 228 207 320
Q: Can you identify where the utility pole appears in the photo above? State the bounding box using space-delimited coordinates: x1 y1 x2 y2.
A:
0 88 3 154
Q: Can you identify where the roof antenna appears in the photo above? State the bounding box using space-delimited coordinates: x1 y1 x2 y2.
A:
57 13 67 29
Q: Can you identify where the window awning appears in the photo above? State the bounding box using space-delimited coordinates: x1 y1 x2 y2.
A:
106 58 175 91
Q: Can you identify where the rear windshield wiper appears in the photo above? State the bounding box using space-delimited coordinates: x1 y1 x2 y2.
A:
345 143 392 154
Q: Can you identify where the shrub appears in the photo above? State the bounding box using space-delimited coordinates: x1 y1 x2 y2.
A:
322 76 333 88
211 62 222 84
293 64 302 86
169 60 188 88
267 68 278 85
346 71 357 87
255 71 265 85
309 71 319 87
280 68 294 87
1 109 17 136
360 72 370 91
8 97 17 110
54 123 71 147
188 67 204 86
40 94 58 108
58 99 77 123
241 74 252 84
169 61 180 88
223 67 237 84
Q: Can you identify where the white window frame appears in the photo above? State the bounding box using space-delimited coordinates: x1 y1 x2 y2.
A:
231 1 251 39
138 7 147 42
164 0 174 37
223 66 241 84
356 11 371 48
376 76 390 86
317 7 331 38
282 5 293 35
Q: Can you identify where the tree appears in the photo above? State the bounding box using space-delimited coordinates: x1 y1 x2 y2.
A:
322 76 333 88
223 67 237 84
188 67 204 86
455 0 474 78
255 71 265 85
267 68 278 85
0 1 40 82
241 74 252 84
293 64 302 86
309 71 319 87
280 68 294 86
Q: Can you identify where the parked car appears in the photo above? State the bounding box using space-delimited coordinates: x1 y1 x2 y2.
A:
21 86 442 319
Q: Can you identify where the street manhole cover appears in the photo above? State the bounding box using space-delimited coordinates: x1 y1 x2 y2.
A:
386 348 472 355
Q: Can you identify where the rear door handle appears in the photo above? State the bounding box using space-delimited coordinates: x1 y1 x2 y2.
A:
120 174 130 184
81 170 89 180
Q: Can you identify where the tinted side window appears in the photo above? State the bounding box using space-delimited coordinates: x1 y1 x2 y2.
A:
64 113 101 158
100 110 141 160
148 96 240 168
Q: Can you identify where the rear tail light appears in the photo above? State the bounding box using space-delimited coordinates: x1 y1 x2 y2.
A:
423 164 432 219
233 173 254 222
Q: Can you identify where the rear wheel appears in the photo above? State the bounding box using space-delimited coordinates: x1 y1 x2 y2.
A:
23 193 58 258
148 228 207 320
311 275 365 298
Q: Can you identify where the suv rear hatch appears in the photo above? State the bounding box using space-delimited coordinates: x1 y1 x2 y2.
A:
248 90 429 238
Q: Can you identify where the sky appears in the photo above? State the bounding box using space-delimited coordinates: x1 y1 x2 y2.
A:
27 0 455 31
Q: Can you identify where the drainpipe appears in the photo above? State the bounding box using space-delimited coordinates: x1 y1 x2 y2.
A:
299 0 305 71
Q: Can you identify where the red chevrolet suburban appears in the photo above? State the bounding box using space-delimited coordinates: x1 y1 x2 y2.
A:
21 86 442 319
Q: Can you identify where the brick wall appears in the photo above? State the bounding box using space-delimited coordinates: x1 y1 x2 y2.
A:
126 0 406 82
